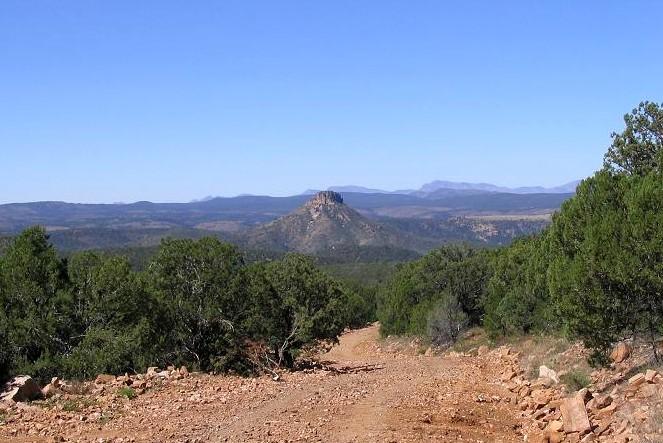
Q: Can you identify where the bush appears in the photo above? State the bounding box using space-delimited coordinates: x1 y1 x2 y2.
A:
0 232 359 381
560 370 591 392
338 281 378 328
549 170 663 363
62 324 153 379
483 234 555 337
427 293 468 346
378 244 491 338
480 101 663 363
65 252 163 377
61 398 95 412
259 254 350 366
117 387 136 400
0 311 13 384
148 237 248 372
0 227 69 379
481 102 663 363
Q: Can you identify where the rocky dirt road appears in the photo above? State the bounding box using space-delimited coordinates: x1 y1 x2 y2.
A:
2 325 527 442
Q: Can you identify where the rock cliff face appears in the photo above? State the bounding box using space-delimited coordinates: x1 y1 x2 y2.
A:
244 191 406 254
306 191 344 207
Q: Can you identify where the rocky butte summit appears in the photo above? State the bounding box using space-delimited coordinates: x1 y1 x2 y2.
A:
244 191 406 254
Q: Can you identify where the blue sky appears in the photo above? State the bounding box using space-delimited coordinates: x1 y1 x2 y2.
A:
1 1 662 203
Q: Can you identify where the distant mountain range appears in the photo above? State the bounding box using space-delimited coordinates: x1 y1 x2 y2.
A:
0 184 576 256
417 179 581 195
302 179 580 197
0 191 571 234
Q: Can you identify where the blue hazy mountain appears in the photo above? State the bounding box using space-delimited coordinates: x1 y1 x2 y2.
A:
300 180 580 197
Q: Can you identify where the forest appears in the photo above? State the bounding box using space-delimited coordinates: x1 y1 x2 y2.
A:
0 233 375 383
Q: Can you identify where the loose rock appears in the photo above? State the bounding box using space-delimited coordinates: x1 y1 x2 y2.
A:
560 396 591 434
610 342 631 363
1 376 43 403
539 366 560 384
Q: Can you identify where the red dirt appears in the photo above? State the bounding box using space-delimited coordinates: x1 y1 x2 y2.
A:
1 325 528 442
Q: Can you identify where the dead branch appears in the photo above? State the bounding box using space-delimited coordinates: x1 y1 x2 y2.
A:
295 359 384 375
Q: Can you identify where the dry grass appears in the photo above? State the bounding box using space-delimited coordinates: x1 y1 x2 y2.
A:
65 380 93 395
624 357 663 380
451 327 493 353
35 397 59 410
378 334 429 355
98 411 115 425
560 369 592 392
453 328 593 392
504 334 591 387
620 388 663 439
61 397 97 413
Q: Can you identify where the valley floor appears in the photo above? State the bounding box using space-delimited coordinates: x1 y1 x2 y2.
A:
1 325 527 442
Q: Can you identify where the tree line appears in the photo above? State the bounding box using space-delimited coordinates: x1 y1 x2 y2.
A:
378 102 663 364
0 234 374 384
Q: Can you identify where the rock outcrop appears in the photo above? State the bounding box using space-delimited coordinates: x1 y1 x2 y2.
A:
610 342 632 363
306 190 344 206
1 376 43 403
491 343 663 442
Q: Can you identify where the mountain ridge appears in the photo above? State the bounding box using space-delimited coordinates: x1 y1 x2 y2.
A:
418 179 580 195
0 191 572 236
298 179 580 197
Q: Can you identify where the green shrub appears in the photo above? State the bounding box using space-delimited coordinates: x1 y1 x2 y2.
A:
62 324 154 380
378 245 491 338
0 312 13 384
62 400 81 412
117 387 136 400
61 398 95 412
549 169 663 363
483 234 556 337
0 231 359 381
340 283 378 328
0 227 69 381
560 370 591 392
148 237 248 372
259 254 350 366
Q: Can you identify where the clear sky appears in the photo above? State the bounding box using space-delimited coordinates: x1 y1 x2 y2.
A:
1 1 662 203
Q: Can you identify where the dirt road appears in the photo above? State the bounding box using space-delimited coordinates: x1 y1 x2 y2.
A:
1 325 527 442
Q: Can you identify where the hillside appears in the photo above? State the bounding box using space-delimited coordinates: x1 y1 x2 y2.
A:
242 191 552 256
244 191 417 254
